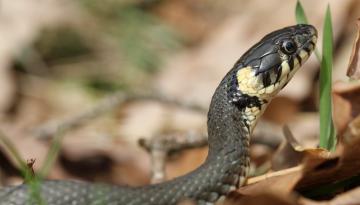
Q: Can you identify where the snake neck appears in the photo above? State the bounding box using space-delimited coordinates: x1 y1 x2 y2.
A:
206 70 252 181
208 78 250 157
128 72 253 205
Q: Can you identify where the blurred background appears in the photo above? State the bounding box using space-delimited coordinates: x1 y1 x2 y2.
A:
0 0 359 189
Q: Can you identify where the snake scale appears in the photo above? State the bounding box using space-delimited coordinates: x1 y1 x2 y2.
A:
0 24 317 205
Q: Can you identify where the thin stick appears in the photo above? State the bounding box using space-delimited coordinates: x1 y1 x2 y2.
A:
245 165 303 185
139 132 208 183
33 91 207 140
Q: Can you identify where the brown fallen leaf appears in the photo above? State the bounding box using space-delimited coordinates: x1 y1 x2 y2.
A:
60 131 151 186
344 115 360 143
272 126 328 171
241 165 303 195
320 187 360 205
226 186 360 205
224 191 298 205
271 126 301 170
232 136 360 198
294 137 360 191
298 187 360 205
227 137 360 204
333 81 360 136
347 18 360 80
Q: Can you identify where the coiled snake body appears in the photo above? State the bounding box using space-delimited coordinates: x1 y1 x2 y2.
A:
0 24 317 205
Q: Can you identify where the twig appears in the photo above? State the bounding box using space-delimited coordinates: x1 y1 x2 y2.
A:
245 165 303 185
33 88 283 150
140 132 208 153
150 148 167 184
139 132 208 183
33 91 207 140
138 123 284 184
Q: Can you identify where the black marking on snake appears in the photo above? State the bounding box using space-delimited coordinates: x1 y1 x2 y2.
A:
226 70 262 109
296 55 302 65
303 47 311 56
275 65 282 83
242 119 250 131
288 56 294 71
281 81 289 89
262 72 271 87
231 94 262 111
309 41 316 48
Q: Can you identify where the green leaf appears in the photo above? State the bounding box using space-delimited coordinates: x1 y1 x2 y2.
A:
39 131 64 178
0 131 45 204
295 0 308 24
319 4 336 151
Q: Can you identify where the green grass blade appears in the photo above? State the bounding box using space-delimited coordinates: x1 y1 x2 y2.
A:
295 0 321 61
39 130 64 177
0 130 45 204
0 131 28 172
295 1 336 150
295 0 308 24
319 4 336 151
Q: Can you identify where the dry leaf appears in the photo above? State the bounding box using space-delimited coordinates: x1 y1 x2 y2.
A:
294 137 360 190
225 190 298 205
233 137 360 197
228 138 360 205
325 187 360 205
239 166 303 195
347 18 360 79
344 115 360 142
333 81 360 136
299 187 360 205
227 187 360 205
272 126 327 171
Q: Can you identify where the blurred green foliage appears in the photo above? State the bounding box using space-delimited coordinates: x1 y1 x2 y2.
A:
35 27 92 64
15 0 182 94
79 0 181 73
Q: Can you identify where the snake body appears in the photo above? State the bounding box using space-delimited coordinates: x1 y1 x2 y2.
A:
0 24 317 205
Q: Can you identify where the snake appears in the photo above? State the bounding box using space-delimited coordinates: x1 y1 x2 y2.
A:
0 24 317 205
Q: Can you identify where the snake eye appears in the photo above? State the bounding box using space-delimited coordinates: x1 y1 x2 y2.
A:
281 40 297 54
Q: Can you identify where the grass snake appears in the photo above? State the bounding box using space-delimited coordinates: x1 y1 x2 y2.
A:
0 24 317 205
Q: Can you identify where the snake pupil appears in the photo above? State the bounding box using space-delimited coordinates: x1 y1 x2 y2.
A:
281 40 296 54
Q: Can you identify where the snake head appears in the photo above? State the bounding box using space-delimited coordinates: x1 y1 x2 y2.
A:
227 24 317 131
228 24 317 107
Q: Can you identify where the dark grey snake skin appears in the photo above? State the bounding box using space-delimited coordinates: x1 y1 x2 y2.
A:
0 24 317 205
